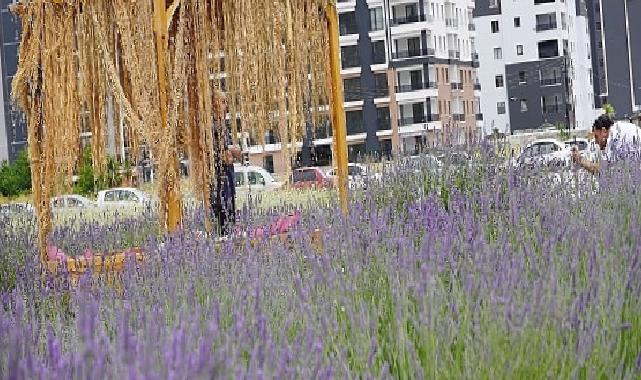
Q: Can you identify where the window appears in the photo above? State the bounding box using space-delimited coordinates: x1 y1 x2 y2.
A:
377 107 391 130
248 171 266 186
343 77 361 101
538 40 559 59
495 75 504 87
370 8 384 31
491 20 499 33
293 170 317 183
372 40 386 64
104 191 117 202
341 45 360 68
536 13 557 32
445 68 449 83
263 155 274 173
519 71 527 84
346 110 364 135
520 99 528 112
497 102 506 114
374 73 389 96
489 0 499 8
514 17 521 27
339 12 358 36
494 47 502 60
517 45 524 55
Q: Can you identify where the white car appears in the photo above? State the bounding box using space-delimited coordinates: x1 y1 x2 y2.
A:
517 139 571 168
234 165 283 193
0 203 35 217
97 188 153 209
564 138 589 152
326 163 382 188
50 195 96 209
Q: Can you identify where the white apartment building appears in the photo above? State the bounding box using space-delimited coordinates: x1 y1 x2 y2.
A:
474 0 596 135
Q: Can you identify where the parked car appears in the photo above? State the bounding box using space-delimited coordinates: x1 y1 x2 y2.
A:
234 165 284 193
516 139 571 169
326 163 382 189
50 195 96 209
290 167 332 189
97 188 152 209
564 138 589 152
0 203 35 217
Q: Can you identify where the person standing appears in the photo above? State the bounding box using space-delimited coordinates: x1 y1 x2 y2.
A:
211 138 242 236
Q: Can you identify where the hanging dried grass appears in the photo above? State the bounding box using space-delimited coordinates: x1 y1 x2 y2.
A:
12 0 333 260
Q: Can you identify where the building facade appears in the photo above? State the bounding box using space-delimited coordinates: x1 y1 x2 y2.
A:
586 0 640 119
474 0 596 134
0 0 24 163
245 0 482 175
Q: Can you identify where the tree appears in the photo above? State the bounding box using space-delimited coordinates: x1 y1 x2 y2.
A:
0 149 32 198
556 122 571 141
74 147 95 196
603 103 615 118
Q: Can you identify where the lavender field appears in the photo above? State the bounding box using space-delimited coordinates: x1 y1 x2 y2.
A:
1 151 641 379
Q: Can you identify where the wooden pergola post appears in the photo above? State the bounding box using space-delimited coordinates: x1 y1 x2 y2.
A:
325 3 349 214
153 0 182 232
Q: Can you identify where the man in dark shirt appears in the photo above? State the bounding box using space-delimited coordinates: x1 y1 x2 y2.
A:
211 141 242 236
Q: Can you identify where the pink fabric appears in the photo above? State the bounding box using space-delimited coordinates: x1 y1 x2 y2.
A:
46 245 66 262
249 212 302 239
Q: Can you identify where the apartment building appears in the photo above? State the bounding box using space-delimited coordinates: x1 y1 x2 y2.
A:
474 0 596 134
245 0 482 175
0 0 25 163
586 0 640 119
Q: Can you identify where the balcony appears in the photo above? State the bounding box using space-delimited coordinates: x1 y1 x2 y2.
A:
398 114 439 126
399 115 426 126
540 77 563 86
448 50 461 59
390 14 426 26
542 104 561 114
536 22 557 32
392 47 435 60
395 82 436 93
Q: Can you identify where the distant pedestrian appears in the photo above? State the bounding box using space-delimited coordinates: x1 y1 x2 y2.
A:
210 139 242 236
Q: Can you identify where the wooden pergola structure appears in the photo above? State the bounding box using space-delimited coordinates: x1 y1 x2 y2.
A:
11 0 349 263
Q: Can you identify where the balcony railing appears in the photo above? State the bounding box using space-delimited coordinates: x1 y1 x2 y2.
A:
398 114 439 126
399 116 426 126
542 104 561 114
395 81 436 93
448 50 461 59
536 22 557 32
390 14 426 26
392 47 435 60
540 77 563 86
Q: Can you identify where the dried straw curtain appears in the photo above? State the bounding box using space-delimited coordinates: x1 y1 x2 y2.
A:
11 0 333 262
